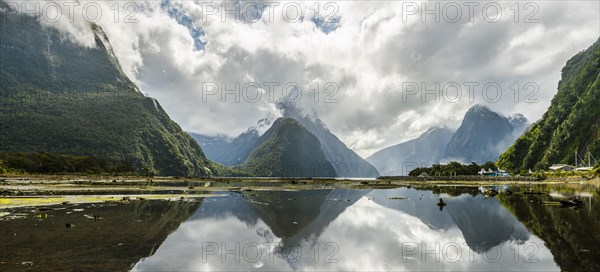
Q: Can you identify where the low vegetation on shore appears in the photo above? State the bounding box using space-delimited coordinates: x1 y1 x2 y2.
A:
407 161 600 180
408 161 498 176
0 152 135 175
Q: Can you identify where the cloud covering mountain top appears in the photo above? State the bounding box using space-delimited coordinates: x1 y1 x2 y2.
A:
9 0 599 156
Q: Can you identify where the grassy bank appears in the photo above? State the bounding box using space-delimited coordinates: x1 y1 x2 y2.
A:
1 176 598 209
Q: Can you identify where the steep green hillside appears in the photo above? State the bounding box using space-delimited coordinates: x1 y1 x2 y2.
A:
242 118 336 177
0 4 214 176
278 101 380 177
0 152 135 174
498 38 600 171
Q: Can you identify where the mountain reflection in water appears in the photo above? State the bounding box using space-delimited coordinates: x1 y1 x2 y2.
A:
133 187 594 271
2 185 597 271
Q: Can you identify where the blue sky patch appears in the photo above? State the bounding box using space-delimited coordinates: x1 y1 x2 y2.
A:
312 16 340 34
161 0 207 51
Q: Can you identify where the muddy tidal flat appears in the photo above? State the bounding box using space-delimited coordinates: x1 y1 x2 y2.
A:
1 175 599 271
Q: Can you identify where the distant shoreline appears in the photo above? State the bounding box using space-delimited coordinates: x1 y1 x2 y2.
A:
378 175 541 182
1 174 596 182
1 174 598 209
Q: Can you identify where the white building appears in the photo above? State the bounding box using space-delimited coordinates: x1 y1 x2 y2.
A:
549 164 575 171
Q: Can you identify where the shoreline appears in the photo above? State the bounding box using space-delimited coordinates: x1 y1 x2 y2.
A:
1 174 598 209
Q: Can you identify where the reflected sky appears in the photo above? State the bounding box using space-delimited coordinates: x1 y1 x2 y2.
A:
133 188 560 271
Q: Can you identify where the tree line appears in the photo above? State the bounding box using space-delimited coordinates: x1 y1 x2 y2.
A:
0 152 135 175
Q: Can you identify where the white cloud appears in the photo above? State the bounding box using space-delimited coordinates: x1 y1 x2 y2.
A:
15 0 600 157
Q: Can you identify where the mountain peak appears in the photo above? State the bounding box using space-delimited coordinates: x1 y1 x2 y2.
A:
507 113 529 134
470 103 489 110
444 106 525 164
424 125 451 134
466 104 492 114
507 113 528 125
248 115 277 136
462 104 505 125
276 100 324 128
242 117 337 177
257 100 378 177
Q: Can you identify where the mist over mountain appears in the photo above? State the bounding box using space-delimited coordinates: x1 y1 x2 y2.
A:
189 131 258 166
188 118 273 166
443 105 529 164
241 118 336 177
191 101 379 178
276 101 379 178
367 126 454 176
367 105 528 176
0 4 214 176
190 115 337 177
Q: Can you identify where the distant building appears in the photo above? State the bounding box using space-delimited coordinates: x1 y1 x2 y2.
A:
575 166 594 172
549 164 575 171
478 168 510 176
478 168 492 175
496 169 510 176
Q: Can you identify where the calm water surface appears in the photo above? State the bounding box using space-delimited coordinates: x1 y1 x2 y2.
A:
1 184 598 271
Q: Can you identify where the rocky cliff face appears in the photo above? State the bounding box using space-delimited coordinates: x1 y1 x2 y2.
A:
0 4 214 176
368 105 528 176
443 105 528 164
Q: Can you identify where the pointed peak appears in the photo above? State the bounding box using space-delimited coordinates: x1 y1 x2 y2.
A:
275 98 301 116
507 113 529 130
246 114 278 136
467 104 492 113
463 104 502 121
424 125 450 134
508 113 528 122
